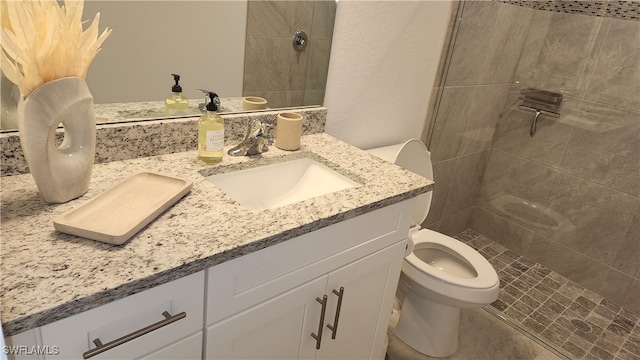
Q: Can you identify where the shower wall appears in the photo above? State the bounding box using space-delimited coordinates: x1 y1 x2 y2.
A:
424 0 639 311
469 6 640 311
243 0 335 109
424 1 533 235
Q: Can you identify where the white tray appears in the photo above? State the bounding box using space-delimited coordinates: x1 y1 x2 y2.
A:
54 172 193 245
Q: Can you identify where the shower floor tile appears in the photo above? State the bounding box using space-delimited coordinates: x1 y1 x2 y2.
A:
455 229 640 360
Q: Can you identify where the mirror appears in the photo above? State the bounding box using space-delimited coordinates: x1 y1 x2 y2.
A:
0 0 336 131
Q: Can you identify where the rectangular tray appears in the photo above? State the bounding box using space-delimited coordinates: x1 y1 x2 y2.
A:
54 172 193 245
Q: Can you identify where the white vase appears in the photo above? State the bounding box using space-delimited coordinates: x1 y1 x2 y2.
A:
18 77 96 203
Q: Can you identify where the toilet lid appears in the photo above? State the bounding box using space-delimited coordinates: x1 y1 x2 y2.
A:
366 139 433 226
394 139 433 226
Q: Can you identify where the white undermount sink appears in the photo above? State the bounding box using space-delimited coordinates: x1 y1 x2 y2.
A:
206 157 361 212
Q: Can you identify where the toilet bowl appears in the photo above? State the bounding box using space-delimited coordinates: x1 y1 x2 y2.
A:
367 139 499 358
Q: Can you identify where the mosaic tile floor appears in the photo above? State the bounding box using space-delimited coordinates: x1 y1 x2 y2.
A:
455 229 640 360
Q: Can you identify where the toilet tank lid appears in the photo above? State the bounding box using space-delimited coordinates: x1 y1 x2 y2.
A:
365 143 405 163
366 139 433 226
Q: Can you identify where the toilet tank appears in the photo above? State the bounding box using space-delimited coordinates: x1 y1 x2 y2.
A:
366 139 433 226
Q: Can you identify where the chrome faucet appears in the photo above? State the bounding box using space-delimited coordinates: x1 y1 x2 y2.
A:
228 119 272 156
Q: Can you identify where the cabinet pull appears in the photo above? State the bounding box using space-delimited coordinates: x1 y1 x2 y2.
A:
327 287 344 339
311 295 328 350
82 311 186 359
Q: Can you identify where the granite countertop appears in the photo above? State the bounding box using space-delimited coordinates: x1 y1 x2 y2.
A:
0 133 433 336
93 97 286 124
93 97 244 123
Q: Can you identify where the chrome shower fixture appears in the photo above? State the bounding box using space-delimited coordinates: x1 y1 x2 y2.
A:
518 88 563 137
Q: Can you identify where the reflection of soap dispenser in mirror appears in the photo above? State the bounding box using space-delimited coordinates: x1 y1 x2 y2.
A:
165 73 189 116
197 88 221 114
198 92 224 164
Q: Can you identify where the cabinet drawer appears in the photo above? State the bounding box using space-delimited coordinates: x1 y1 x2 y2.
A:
40 271 204 359
207 200 413 324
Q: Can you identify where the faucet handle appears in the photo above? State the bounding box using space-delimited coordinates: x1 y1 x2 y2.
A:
228 119 272 156
255 120 274 145
245 119 269 138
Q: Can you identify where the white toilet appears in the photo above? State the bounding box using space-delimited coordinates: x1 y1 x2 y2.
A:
367 139 499 358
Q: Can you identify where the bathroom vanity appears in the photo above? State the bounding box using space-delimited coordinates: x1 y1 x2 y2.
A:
1 132 433 359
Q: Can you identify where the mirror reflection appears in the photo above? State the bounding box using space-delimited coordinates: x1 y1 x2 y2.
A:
0 0 336 130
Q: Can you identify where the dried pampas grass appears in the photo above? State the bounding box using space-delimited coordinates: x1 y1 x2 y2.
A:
0 0 111 98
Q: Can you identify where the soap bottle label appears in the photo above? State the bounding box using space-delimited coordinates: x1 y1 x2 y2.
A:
206 130 224 151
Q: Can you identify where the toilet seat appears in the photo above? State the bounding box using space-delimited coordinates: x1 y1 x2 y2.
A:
404 229 499 290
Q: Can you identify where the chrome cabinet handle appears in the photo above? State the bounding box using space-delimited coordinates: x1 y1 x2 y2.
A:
327 287 344 339
311 295 328 350
82 311 186 359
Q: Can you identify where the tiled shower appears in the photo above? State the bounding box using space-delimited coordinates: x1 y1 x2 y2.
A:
243 1 335 109
423 0 639 315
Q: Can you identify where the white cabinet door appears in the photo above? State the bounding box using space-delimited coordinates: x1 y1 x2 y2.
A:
205 276 327 360
206 241 405 360
318 241 405 360
3 329 42 360
139 332 202 360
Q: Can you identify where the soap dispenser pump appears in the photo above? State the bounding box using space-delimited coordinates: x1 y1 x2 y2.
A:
165 73 189 116
197 88 221 114
198 92 225 164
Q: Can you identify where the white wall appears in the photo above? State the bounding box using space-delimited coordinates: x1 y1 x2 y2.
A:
84 1 247 104
324 0 453 150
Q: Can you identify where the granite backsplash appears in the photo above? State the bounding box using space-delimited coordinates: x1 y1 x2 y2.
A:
0 107 327 177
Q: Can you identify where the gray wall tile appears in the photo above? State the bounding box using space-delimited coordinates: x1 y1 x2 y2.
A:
558 100 640 197
470 207 535 255
244 1 333 107
425 158 457 226
585 19 640 112
537 172 639 266
429 86 476 162
446 1 500 86
480 4 534 84
477 150 560 234
443 150 490 217
612 207 640 278
439 207 474 237
599 269 637 312
526 234 611 295
514 11 609 97
246 1 313 38
459 84 511 155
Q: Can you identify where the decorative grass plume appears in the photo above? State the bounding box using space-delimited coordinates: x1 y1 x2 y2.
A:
0 0 111 98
